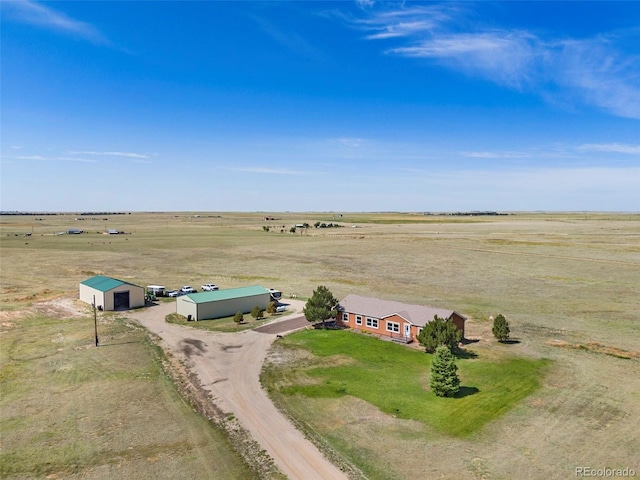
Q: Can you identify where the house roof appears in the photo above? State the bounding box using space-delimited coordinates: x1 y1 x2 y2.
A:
338 294 464 327
80 275 140 292
180 285 270 304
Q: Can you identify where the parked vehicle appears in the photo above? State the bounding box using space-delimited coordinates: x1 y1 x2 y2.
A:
146 285 166 297
166 289 180 297
201 284 219 291
180 286 197 294
276 305 287 313
268 288 282 300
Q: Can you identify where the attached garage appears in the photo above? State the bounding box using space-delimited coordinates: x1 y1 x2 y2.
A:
79 275 145 311
176 285 271 321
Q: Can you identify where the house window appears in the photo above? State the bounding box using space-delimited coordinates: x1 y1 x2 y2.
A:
342 312 348 322
366 317 378 329
356 315 362 325
386 321 400 333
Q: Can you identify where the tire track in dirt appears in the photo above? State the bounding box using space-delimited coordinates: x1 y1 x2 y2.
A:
129 302 348 480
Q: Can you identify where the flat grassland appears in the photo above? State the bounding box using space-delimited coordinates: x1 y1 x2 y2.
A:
1 212 639 479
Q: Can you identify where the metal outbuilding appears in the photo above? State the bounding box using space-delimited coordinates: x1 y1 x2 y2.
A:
79 275 145 311
176 285 271 321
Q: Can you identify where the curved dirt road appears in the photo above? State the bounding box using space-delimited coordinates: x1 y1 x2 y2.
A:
129 301 348 480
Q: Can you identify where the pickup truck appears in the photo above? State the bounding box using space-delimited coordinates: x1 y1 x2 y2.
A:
180 286 197 294
201 284 219 291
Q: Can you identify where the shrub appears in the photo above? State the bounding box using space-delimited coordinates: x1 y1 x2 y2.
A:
417 316 462 353
233 311 244 324
251 306 264 319
266 301 277 315
492 314 510 342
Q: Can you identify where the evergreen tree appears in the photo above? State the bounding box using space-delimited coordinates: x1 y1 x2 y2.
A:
492 314 510 342
303 285 338 328
417 316 462 353
266 301 277 315
430 345 460 397
233 311 244 324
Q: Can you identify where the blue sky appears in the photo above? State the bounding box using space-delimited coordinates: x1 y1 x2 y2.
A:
1 1 639 212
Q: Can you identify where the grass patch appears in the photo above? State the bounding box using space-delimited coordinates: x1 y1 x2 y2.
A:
269 330 550 437
165 311 283 333
547 339 639 360
0 313 255 479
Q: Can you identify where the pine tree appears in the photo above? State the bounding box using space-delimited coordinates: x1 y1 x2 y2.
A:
303 285 338 328
417 316 462 353
492 314 510 342
429 345 460 397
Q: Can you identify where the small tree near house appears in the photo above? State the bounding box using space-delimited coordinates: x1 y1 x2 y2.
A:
266 301 277 315
492 314 510 342
251 306 264 320
417 316 462 353
430 345 460 397
303 285 338 328
233 311 244 324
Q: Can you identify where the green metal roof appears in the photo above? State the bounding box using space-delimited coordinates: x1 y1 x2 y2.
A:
80 275 139 292
182 285 270 304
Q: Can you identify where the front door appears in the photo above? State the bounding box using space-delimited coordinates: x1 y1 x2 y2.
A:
404 323 411 340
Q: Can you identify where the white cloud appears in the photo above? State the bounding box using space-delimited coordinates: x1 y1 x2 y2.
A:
15 155 97 163
225 166 318 176
70 151 149 159
461 151 531 159
3 0 109 45
353 4 640 118
578 143 640 155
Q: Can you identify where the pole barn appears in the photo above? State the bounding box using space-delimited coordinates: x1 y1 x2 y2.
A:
177 285 271 321
79 275 145 311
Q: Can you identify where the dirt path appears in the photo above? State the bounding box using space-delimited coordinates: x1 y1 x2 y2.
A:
128 301 348 480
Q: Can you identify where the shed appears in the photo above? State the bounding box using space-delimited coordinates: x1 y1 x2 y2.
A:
176 285 271 321
79 275 145 311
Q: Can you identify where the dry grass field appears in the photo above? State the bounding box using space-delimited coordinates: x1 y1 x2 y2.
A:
1 211 639 479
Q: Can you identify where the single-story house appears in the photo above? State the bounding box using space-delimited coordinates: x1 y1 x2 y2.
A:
176 285 271 321
79 275 145 311
337 294 466 343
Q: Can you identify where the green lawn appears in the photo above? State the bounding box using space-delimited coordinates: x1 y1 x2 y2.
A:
269 330 550 437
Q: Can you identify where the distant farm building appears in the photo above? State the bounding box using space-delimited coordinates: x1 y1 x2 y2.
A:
176 285 271 321
337 294 466 343
79 275 145 311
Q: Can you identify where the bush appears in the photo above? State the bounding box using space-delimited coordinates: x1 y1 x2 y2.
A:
417 316 462 353
233 311 244 324
492 314 510 342
266 301 277 315
251 306 264 319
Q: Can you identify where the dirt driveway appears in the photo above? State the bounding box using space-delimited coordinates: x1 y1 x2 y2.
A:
128 301 348 480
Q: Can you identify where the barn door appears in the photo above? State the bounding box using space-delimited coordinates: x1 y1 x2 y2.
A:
114 291 130 310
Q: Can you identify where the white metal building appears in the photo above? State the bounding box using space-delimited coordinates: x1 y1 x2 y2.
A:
79 275 145 311
176 285 271 321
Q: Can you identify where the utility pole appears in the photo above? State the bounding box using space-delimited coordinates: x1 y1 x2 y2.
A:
93 295 99 346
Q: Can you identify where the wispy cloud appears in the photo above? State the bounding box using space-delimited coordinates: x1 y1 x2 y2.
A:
350 4 640 118
2 0 109 45
225 166 318 176
461 151 531 159
70 151 150 159
578 143 640 155
15 155 97 163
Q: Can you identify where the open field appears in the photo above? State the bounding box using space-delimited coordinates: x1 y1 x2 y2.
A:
1 212 639 479
0 304 255 479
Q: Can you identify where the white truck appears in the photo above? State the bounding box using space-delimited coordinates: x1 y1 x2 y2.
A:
201 284 219 291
